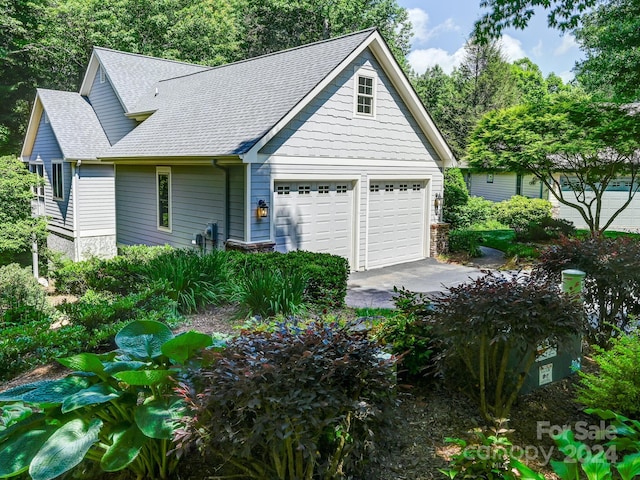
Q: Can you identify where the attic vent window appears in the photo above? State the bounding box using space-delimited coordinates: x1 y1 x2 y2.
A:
356 75 375 116
99 67 106 84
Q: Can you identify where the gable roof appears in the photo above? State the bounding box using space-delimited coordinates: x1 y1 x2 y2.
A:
101 29 377 159
79 47 209 114
21 89 111 161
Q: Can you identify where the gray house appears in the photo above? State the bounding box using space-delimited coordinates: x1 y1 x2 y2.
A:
21 28 455 271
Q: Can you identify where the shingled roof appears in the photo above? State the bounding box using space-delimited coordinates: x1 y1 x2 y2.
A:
91 47 209 114
102 29 377 159
36 89 111 160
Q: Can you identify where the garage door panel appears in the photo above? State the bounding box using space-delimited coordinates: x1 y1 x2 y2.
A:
274 182 353 262
367 180 426 269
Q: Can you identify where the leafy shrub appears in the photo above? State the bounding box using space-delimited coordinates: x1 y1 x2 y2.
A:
431 271 584 420
0 320 215 480
235 268 306 318
143 249 230 313
374 313 434 377
58 287 179 330
229 250 349 308
515 217 576 242
493 195 551 231
449 228 484 257
51 245 173 295
446 195 495 230
440 420 517 480
577 331 640 417
175 321 396 479
0 263 48 320
443 168 470 226
534 236 640 346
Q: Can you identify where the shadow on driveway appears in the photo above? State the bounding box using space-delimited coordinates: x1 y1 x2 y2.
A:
346 248 504 309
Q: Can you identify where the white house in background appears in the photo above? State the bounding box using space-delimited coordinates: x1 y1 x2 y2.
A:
21 28 456 271
463 170 640 232
464 171 546 202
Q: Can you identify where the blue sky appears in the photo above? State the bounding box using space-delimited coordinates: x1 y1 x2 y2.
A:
397 0 583 82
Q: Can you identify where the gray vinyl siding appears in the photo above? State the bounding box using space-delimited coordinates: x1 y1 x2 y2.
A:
77 164 115 232
261 50 441 162
251 163 271 241
88 66 137 145
116 165 225 248
228 166 245 240
29 114 73 232
259 49 444 269
468 172 544 201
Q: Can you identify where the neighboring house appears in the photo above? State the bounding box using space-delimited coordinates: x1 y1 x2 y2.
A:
464 171 545 202
21 28 455 271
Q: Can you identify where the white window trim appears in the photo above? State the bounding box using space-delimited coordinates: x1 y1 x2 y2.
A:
156 166 172 232
51 160 64 200
353 67 377 118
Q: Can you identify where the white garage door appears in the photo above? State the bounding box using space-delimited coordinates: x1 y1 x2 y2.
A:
367 180 426 269
274 181 353 262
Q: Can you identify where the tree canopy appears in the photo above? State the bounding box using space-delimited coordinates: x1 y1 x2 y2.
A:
574 0 640 102
0 156 47 264
467 93 640 235
0 0 411 156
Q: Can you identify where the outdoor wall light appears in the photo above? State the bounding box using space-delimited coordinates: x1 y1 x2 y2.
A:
257 199 269 218
434 193 442 217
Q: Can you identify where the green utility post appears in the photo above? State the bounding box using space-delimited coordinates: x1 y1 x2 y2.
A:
520 269 586 394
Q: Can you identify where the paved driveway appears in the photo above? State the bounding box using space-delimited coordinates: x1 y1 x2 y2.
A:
346 248 503 309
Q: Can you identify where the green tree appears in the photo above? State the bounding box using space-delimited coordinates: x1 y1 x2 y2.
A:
0 155 47 264
447 39 519 158
574 0 640 102
468 93 640 236
240 0 412 64
511 58 548 104
0 0 49 156
473 0 597 39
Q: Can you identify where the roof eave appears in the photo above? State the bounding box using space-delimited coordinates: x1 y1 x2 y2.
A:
20 93 44 160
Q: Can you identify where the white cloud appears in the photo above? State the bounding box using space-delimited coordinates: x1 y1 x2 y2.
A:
557 70 575 83
554 35 578 56
499 34 527 62
407 46 466 74
407 8 459 46
532 40 544 58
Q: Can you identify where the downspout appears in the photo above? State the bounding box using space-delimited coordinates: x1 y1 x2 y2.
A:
73 160 81 261
213 159 230 248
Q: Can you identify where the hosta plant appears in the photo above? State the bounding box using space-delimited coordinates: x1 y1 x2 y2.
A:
0 320 217 480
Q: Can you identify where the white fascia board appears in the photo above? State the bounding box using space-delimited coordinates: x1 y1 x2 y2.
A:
79 51 100 96
365 35 457 169
20 94 44 160
79 48 130 114
243 30 378 163
244 30 457 169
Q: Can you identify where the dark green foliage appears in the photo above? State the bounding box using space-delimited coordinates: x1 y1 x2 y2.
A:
577 332 640 417
449 229 484 257
235 268 307 318
0 320 216 480
57 287 179 331
175 321 396 479
51 245 172 295
493 195 552 232
0 156 47 263
143 249 230 314
447 196 495 230
443 168 470 225
229 250 349 308
534 236 640 346
431 271 584 420
515 217 576 242
0 263 49 322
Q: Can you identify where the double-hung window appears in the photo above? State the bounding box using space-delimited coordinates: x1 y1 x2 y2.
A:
157 167 172 231
355 71 376 117
51 162 64 200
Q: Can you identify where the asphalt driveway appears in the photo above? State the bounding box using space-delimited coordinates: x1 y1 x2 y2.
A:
346 247 503 309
